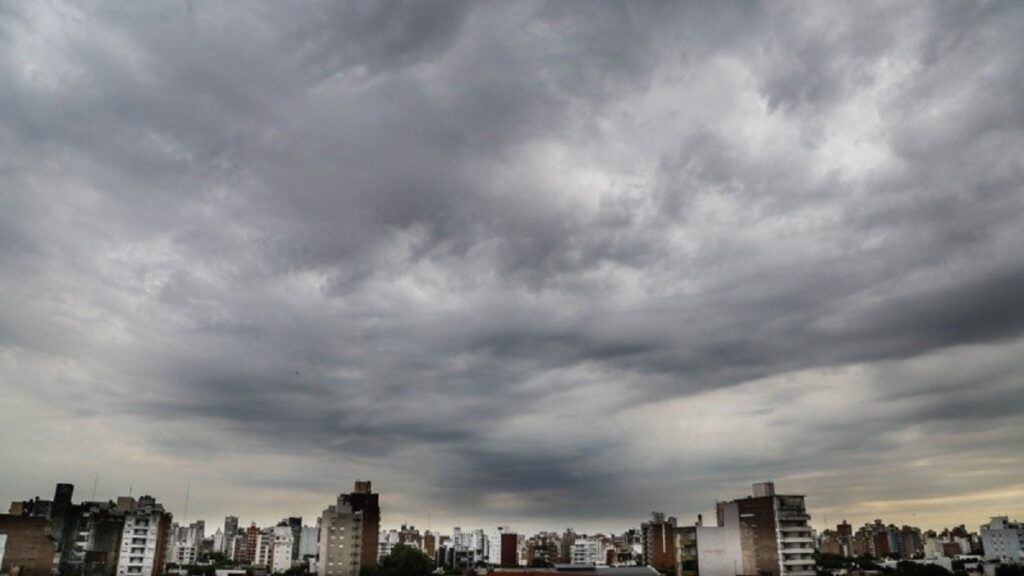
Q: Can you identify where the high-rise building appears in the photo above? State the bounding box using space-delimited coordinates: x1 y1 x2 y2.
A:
343 481 380 568
278 518 303 563
299 525 320 561
238 524 261 565
980 517 1023 563
212 529 224 556
561 529 577 565
253 528 274 567
489 527 519 566
223 516 239 553
318 496 364 576
642 513 678 574
423 532 437 558
115 496 172 576
900 526 923 559
70 500 129 576
273 525 297 572
715 482 814 576
229 533 246 564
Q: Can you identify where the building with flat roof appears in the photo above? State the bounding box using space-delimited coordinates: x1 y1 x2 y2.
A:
642 513 678 574
980 517 1022 563
675 523 743 576
715 482 814 576
318 496 364 576
114 496 171 576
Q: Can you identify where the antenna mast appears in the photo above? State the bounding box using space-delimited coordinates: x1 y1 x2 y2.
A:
183 482 191 523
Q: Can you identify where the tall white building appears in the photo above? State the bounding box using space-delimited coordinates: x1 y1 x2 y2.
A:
116 496 170 576
300 526 320 560
273 525 297 572
981 517 1023 563
213 529 225 557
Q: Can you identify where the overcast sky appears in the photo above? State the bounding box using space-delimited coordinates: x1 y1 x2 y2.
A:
1 1 1023 535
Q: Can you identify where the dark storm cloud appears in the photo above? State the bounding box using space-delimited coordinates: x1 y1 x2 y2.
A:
1 0 1023 529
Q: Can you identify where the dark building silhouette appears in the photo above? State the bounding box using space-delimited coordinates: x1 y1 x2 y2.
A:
8 483 126 576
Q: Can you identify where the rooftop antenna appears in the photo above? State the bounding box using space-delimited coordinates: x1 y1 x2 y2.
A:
128 483 133 498
183 481 191 523
92 473 99 500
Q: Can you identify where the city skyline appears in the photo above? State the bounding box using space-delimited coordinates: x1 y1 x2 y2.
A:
3 478 1016 538
2 1 1023 538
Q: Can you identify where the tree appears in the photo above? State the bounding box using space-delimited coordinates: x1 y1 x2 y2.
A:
377 545 433 576
996 565 1024 576
856 555 880 570
892 561 951 576
282 565 312 576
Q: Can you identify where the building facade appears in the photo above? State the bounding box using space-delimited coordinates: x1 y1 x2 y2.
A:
0 515 57 576
115 496 171 576
981 517 1023 563
342 481 379 568
318 497 364 576
675 524 743 576
572 538 606 566
642 513 678 574
715 482 815 576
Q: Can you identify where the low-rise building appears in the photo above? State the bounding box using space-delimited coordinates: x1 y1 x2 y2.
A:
571 538 606 566
675 524 743 576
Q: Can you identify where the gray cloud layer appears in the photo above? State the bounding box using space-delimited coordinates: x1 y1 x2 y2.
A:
1 1 1023 531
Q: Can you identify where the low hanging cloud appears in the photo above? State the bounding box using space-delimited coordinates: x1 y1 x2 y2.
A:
1 1 1022 531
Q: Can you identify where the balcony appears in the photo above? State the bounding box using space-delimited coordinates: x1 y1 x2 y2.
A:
778 526 809 533
778 511 810 520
